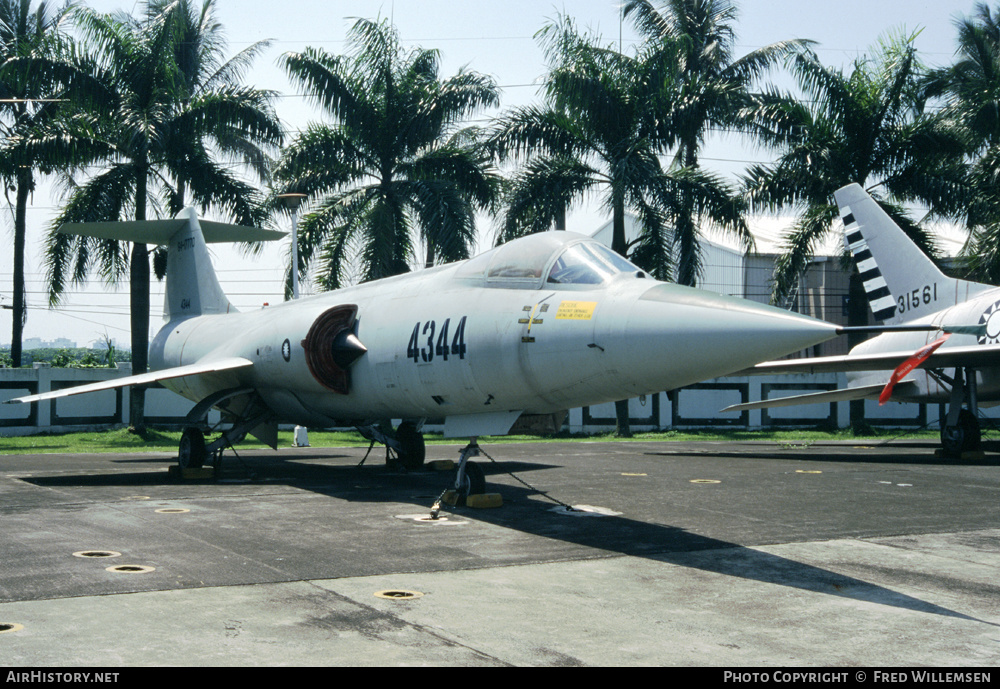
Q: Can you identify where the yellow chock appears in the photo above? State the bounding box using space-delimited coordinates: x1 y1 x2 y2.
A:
935 449 987 460
428 460 455 471
168 466 215 480
440 490 459 506
465 493 503 509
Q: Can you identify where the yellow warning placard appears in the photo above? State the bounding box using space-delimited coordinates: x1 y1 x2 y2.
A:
555 300 597 320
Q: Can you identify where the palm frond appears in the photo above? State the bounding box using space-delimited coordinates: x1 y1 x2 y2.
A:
497 155 599 242
770 204 838 304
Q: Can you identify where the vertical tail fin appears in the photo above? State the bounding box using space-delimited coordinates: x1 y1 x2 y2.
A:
57 209 285 322
164 209 234 320
833 184 988 323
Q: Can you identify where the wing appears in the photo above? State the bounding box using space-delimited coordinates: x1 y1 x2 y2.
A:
736 343 1000 376
721 381 919 413
4 358 254 405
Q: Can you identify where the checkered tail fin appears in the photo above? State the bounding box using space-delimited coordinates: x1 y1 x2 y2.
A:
833 184 990 324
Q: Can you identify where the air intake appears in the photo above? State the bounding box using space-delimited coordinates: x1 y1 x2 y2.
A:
302 305 367 394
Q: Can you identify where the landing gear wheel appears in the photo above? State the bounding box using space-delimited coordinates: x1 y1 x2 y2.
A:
178 427 207 469
457 460 486 504
395 422 425 471
941 409 981 455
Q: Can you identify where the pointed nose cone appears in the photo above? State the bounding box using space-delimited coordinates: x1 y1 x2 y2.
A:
618 284 840 392
330 331 368 369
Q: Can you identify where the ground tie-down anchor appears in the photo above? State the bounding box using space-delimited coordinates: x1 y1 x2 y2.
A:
428 490 446 520
426 439 584 518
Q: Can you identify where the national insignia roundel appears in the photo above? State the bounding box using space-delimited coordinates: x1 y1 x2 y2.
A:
978 300 1000 345
282 338 291 362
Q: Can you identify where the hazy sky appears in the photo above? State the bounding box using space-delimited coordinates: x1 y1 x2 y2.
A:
1 0 978 347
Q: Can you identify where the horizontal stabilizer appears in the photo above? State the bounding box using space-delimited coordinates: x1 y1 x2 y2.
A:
721 381 918 413
5 358 254 405
58 218 284 245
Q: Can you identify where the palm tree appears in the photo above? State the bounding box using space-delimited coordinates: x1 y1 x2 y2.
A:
492 12 749 284
0 0 68 368
621 0 809 286
742 35 967 306
924 3 1000 281
742 35 967 432
149 0 276 215
491 12 752 435
14 2 282 429
274 18 500 292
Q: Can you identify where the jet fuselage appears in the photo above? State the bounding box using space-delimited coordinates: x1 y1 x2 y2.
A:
150 231 840 432
848 285 1000 403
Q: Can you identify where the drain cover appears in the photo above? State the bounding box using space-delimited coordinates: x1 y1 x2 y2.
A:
155 508 190 514
106 564 155 574
374 590 423 600
0 623 23 634
73 550 121 559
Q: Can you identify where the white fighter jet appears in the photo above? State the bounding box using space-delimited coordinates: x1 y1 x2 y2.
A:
724 183 1000 455
8 209 850 496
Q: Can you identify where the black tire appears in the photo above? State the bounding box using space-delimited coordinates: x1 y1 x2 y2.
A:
941 409 981 454
458 460 486 498
178 427 207 469
395 422 425 471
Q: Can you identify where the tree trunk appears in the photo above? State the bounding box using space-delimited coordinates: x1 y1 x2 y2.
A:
129 242 149 433
614 399 632 438
11 169 31 368
129 166 150 433
610 191 627 256
847 268 869 434
611 191 631 436
677 138 699 287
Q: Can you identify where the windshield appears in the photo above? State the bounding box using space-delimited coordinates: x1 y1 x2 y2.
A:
546 242 640 285
452 232 642 289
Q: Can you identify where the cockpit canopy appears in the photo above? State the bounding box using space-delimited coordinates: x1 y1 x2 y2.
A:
455 232 643 289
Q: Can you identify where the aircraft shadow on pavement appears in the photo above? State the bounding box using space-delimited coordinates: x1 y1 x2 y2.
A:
19 451 994 627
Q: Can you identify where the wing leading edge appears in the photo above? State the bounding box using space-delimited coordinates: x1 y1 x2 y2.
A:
734 343 1000 376
721 343 1000 413
721 381 920 414
4 358 254 405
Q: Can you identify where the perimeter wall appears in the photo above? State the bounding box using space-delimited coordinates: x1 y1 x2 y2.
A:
2 364 988 437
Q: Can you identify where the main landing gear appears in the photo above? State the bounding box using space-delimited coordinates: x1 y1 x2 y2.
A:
175 390 273 473
938 367 982 456
357 421 426 471
178 427 207 469
175 409 492 506
176 410 272 471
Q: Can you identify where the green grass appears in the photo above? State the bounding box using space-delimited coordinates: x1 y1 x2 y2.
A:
0 425 946 455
